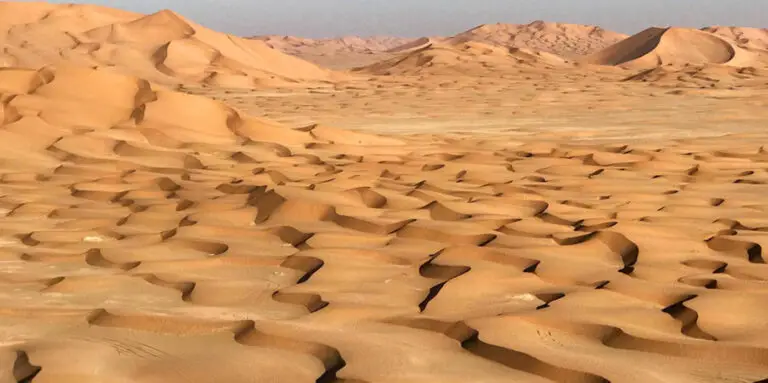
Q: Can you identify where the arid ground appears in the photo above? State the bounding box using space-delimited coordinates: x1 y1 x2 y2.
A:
0 2 767 383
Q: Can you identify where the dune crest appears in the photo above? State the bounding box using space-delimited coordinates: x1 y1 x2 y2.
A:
0 2 336 88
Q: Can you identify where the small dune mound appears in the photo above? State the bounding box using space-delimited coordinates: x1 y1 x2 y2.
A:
0 3 336 88
355 40 570 76
445 21 627 57
586 27 746 68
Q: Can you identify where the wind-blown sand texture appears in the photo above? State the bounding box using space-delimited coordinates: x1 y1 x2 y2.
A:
1 64 768 383
0 2 768 382
0 2 335 88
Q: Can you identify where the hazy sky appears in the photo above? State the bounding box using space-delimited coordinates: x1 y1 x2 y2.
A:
34 0 767 37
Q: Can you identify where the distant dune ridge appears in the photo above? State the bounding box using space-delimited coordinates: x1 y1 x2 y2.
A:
253 35 414 55
260 21 626 59
355 40 570 76
0 2 336 88
248 35 416 69
444 21 628 57
351 21 623 76
2 2 765 86
256 21 626 69
351 24 768 83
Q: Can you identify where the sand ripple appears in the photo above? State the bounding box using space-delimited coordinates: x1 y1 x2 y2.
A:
0 66 767 382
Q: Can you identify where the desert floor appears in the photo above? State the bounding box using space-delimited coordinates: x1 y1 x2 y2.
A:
1 4 768 381
2 67 766 383
196 73 768 140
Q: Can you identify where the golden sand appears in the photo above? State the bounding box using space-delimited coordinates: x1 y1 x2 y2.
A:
0 3 767 382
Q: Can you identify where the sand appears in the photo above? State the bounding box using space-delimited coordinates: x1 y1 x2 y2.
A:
251 35 416 69
0 2 336 88
703 26 768 51
1 3 768 383
254 21 625 70
354 41 572 76
446 21 628 57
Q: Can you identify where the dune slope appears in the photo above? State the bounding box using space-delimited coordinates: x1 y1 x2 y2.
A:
0 2 335 87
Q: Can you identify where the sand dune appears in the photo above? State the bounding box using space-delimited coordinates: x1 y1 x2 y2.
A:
251 21 623 71
446 21 627 57
0 3 767 382
355 40 571 76
352 25 768 86
0 2 335 87
0 63 766 382
584 27 768 86
586 27 768 69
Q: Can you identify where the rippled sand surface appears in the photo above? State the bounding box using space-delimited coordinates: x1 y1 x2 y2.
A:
0 66 767 383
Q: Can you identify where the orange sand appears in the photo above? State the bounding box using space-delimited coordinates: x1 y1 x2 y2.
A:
0 2 336 88
0 3 767 383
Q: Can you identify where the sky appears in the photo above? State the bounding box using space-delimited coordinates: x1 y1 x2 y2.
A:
31 0 767 37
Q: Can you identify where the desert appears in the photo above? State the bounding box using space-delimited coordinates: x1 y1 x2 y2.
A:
0 2 767 383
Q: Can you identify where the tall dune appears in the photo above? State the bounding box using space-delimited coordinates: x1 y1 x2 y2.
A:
585 27 767 69
0 2 337 88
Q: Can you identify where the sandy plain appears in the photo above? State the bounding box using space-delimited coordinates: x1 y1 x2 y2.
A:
0 2 768 383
